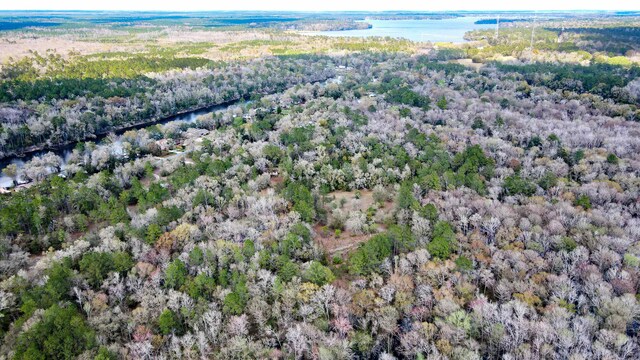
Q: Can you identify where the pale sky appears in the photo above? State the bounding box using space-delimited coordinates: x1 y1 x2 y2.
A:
0 0 637 12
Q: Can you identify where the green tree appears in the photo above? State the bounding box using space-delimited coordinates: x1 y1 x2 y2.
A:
188 246 204 266
94 347 118 360
396 182 418 210
451 145 494 194
156 206 184 225
283 182 316 222
158 309 183 335
144 183 169 205
79 251 132 287
436 95 448 110
280 232 303 259
428 221 455 260
242 239 256 259
43 259 74 305
193 189 215 208
276 255 300 282
388 225 416 254
186 274 216 300
304 261 335 286
527 136 542 149
14 304 95 360
419 203 439 223
385 86 430 109
574 195 592 210
107 198 130 225
419 171 442 191
145 223 163 245
537 171 558 191
263 144 284 164
455 256 473 272
348 233 393 275
471 118 485 130
164 259 188 290
223 292 246 315
503 174 537 197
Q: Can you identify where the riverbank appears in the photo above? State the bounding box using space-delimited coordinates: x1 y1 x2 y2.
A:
0 75 338 188
0 74 337 166
0 97 245 163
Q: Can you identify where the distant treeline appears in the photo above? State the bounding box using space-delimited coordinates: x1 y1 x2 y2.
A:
493 62 640 103
0 21 60 31
475 18 526 25
284 20 372 32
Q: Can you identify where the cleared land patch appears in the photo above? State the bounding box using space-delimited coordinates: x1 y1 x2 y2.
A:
314 189 394 256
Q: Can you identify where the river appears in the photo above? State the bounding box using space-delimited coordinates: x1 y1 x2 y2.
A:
0 76 340 188
0 100 242 188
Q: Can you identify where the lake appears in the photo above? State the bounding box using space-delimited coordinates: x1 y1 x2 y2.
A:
307 17 494 43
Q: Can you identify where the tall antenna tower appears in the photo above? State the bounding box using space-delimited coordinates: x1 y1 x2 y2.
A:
494 14 500 40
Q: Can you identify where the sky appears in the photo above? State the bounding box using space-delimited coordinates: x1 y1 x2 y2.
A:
1 0 638 12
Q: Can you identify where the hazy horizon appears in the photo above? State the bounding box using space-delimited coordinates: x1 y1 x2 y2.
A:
1 9 638 13
2 0 638 12
1 4 639 360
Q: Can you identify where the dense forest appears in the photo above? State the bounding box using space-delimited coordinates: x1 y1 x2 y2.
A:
1 10 640 360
